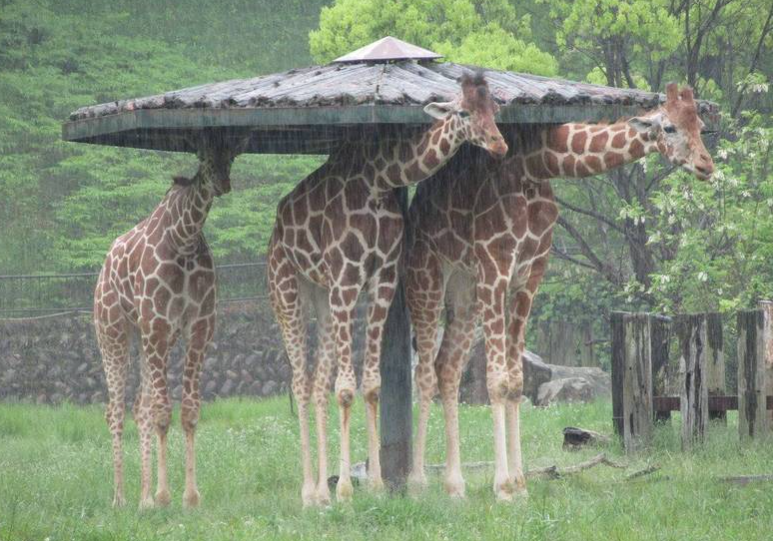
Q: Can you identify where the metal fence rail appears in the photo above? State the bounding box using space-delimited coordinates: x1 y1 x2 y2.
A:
0 262 268 316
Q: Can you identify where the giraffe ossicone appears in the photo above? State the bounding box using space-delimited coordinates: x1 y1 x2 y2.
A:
406 83 714 500
267 72 507 507
94 133 248 509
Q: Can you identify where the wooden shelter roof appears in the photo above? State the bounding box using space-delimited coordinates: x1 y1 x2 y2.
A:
63 46 720 154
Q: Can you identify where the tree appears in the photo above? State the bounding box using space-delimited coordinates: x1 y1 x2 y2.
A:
309 0 558 75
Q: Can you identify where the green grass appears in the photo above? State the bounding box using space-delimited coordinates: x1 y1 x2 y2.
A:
1 397 772 540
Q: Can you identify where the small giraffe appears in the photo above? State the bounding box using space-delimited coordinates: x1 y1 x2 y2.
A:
268 73 508 507
406 83 714 500
94 133 247 508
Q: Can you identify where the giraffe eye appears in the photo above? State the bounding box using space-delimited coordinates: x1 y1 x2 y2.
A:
664 125 676 134
458 110 470 118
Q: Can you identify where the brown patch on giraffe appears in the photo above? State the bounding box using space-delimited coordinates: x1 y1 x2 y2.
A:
528 202 558 235
341 287 358 306
386 163 402 184
589 131 609 152
562 155 576 176
575 160 590 177
585 155 602 172
440 138 451 155
544 152 560 176
431 128 442 145
571 131 587 154
629 138 644 158
404 160 423 182
293 196 308 225
525 154 550 179
477 203 507 234
605 152 625 169
399 141 413 163
611 131 627 149
547 125 570 153
377 216 403 254
344 180 366 211
200 289 215 316
423 149 440 170
157 263 184 294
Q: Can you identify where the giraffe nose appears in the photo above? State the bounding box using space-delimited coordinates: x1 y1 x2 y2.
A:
695 162 713 178
489 135 508 157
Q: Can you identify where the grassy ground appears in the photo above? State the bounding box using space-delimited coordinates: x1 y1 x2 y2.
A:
1 397 772 541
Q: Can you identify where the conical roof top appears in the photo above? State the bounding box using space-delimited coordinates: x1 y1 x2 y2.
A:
333 36 442 63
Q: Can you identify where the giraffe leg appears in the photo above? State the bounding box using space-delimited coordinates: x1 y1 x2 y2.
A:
96 305 130 508
310 285 334 506
479 278 515 501
134 359 155 510
140 314 175 508
405 244 444 489
362 263 398 492
180 316 213 508
436 274 478 499
330 285 360 503
269 252 315 507
505 263 545 497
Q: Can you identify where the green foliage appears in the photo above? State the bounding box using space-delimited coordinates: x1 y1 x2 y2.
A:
309 0 558 75
0 0 325 273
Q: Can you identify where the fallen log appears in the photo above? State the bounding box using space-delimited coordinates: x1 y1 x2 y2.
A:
562 426 612 450
425 453 626 480
721 474 773 486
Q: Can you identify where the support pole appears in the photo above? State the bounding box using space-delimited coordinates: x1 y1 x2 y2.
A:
675 314 708 450
611 312 653 453
737 309 768 440
705 313 726 422
380 187 412 491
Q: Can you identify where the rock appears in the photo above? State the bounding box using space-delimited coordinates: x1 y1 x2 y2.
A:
549 365 611 399
204 380 217 397
522 350 552 402
220 379 234 396
536 377 597 406
261 380 278 396
76 362 89 374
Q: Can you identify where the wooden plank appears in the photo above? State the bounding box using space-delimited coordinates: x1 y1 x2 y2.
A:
611 312 653 453
379 187 412 491
675 314 708 449
706 313 726 422
759 300 773 422
650 315 672 422
611 312 625 436
737 309 768 440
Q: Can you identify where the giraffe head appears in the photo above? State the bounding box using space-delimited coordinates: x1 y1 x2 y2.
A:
423 72 508 158
628 83 714 180
186 133 249 196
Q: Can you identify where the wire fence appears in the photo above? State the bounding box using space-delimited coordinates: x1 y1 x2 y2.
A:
0 262 268 317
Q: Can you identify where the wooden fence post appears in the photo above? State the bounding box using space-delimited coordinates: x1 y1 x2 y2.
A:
737 309 768 440
675 314 708 449
650 315 672 422
611 312 653 452
758 300 773 422
705 313 726 422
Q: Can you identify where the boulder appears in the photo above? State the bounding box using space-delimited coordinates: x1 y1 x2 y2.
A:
536 377 596 406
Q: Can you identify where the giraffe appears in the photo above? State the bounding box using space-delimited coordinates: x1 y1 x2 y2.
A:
267 73 508 507
94 132 247 509
406 83 714 500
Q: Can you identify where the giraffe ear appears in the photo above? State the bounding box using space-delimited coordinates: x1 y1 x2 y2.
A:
628 114 662 136
423 101 455 120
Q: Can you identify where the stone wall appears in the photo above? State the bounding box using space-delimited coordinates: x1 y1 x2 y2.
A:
0 301 290 405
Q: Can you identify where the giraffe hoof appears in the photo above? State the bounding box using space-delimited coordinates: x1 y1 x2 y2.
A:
154 489 172 507
407 471 429 491
138 496 155 511
369 476 385 493
112 494 127 508
494 479 516 502
444 478 466 499
302 484 317 508
316 489 332 507
183 489 201 509
336 478 354 502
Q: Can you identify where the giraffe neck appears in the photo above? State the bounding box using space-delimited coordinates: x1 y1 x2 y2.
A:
375 116 467 189
521 120 661 181
163 165 218 254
